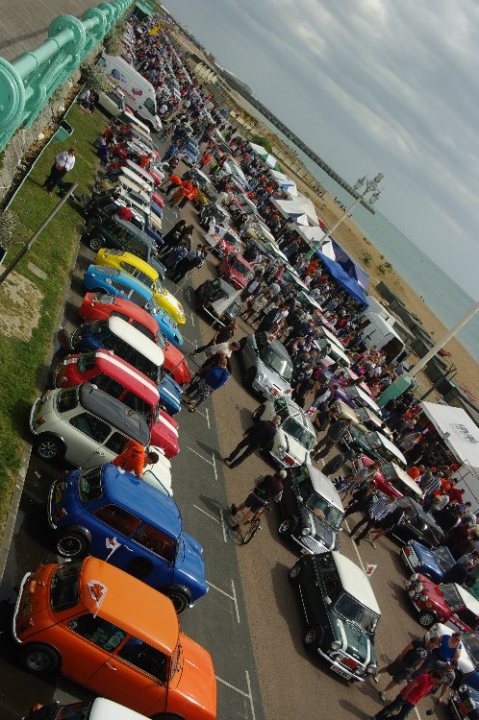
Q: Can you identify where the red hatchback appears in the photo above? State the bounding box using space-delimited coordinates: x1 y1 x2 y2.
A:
218 253 254 290
80 293 191 385
405 574 479 631
53 350 179 459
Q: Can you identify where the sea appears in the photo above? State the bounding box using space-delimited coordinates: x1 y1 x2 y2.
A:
237 99 479 363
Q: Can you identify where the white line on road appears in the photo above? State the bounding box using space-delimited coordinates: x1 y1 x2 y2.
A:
190 312 196 326
231 578 241 624
205 406 211 430
187 445 213 466
193 504 220 524
206 579 235 601
215 674 250 699
245 670 257 720
211 451 218 481
220 508 228 543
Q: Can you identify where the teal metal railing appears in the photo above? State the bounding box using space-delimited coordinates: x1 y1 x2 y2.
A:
0 0 133 151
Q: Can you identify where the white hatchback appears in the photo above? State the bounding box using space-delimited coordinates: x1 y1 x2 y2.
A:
253 396 316 468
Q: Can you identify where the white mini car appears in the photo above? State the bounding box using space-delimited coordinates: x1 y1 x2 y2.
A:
253 396 316 468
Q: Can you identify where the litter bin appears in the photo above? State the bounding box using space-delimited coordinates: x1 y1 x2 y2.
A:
54 120 74 142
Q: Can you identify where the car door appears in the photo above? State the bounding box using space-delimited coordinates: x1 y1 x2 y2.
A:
129 523 176 588
65 410 114 467
87 635 168 715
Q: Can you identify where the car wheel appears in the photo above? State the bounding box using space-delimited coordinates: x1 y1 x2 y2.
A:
164 589 189 614
304 627 319 647
252 405 264 421
20 643 60 675
34 435 64 461
418 612 435 628
289 563 302 580
244 368 256 388
56 531 89 559
278 517 295 536
88 236 102 252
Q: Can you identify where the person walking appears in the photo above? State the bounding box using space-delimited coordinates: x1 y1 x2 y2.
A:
224 415 281 469
113 439 159 478
183 355 230 412
191 323 236 356
349 493 400 546
311 417 354 460
373 636 441 703
229 470 286 530
43 148 76 194
372 670 443 720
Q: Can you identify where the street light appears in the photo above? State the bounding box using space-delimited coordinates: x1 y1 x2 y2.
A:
316 172 384 246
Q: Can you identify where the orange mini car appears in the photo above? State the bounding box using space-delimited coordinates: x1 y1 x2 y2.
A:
13 557 216 720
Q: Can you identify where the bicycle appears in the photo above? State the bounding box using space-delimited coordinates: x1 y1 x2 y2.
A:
229 505 271 545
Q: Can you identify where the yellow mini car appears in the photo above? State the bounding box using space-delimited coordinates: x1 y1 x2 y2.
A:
95 249 186 324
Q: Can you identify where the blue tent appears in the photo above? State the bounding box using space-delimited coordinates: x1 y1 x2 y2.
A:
327 239 369 291
316 252 369 307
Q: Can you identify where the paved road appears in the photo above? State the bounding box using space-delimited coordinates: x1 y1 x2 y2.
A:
0 111 447 720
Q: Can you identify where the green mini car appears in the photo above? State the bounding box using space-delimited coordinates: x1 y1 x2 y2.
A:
289 551 381 681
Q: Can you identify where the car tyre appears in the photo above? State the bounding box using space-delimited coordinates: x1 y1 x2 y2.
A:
252 405 264 422
303 627 319 647
418 612 436 628
34 435 64 461
289 563 302 581
56 531 89 559
164 589 190 614
88 236 102 252
20 643 60 675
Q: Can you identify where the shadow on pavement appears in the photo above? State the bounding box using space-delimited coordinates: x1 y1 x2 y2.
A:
270 561 311 661
339 699 370 719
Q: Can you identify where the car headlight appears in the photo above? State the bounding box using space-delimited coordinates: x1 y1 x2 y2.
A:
410 574 419 581
415 583 424 592
301 528 311 537
367 665 377 675
331 640 341 651
408 589 417 598
419 594 428 602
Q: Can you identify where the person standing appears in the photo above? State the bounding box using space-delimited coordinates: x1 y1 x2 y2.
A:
183 355 230 412
311 417 354 460
43 148 76 194
225 416 281 469
373 636 441 703
191 322 236 356
372 670 443 720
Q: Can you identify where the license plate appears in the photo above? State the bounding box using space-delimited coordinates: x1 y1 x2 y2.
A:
330 663 352 679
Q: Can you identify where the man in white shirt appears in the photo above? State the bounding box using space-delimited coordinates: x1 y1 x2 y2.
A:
205 340 240 358
43 148 76 194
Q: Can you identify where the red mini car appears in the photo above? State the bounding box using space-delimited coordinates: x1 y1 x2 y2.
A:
53 350 179 459
405 573 479 631
80 293 191 385
218 253 254 290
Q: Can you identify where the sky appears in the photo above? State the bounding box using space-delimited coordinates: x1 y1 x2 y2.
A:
164 0 479 299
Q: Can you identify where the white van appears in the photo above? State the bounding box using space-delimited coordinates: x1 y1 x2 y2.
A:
360 311 406 361
99 54 162 131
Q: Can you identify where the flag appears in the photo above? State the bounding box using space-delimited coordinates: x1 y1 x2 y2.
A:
149 22 163 36
105 536 121 561
87 580 108 617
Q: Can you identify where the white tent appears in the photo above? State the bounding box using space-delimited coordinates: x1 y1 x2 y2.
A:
270 169 298 197
294 213 309 226
272 195 319 226
297 225 328 247
421 401 479 506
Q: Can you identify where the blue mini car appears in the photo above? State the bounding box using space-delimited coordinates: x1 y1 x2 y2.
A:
48 464 207 613
68 318 182 414
182 138 199 166
83 265 183 347
401 540 455 583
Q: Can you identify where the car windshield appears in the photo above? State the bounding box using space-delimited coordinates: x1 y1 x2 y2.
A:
282 418 315 449
50 562 81 612
306 493 344 531
434 547 455 572
463 633 479 662
262 349 293 381
56 701 91 719
144 97 156 114
78 467 103 503
231 259 253 280
441 583 464 610
335 592 379 634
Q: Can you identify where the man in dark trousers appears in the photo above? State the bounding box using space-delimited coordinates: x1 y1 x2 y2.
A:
225 415 281 468
311 417 354 460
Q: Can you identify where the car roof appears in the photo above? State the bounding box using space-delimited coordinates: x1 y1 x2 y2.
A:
281 397 315 433
101 464 181 535
455 585 479 617
332 551 381 615
370 433 407 465
258 333 291 363
216 278 237 295
106 317 164 367
91 698 150 720
109 251 158 280
389 462 424 498
112 216 154 246
308 467 344 512
79 384 150 445
94 351 160 406
79 557 179 654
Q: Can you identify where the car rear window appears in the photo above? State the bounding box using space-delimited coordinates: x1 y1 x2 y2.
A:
50 562 80 612
77 353 97 374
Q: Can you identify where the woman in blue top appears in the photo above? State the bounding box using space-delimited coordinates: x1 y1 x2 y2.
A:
184 354 230 412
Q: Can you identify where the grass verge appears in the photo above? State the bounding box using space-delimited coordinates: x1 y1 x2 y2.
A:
0 104 107 539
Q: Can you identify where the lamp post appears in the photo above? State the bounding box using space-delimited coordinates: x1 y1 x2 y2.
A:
317 172 384 246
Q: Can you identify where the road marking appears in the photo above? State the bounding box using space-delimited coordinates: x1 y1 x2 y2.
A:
245 670 257 720
215 674 250 699
193 504 220 524
206 579 235 601
231 578 241 624
190 311 196 326
205 406 211 430
187 445 213 466
182 336 196 347
220 508 228 543
211 451 218 481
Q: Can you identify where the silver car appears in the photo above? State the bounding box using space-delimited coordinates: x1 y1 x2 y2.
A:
240 331 293 399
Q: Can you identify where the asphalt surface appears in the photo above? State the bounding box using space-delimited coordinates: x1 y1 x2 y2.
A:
0 116 450 720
